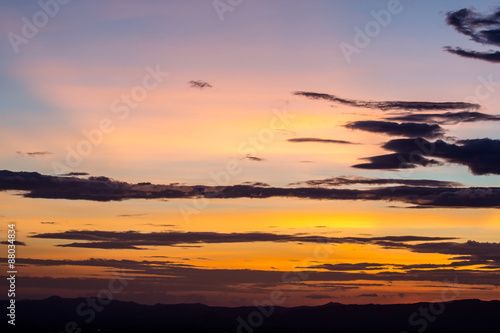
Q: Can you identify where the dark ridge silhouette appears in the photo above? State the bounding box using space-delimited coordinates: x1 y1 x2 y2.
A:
1 296 499 332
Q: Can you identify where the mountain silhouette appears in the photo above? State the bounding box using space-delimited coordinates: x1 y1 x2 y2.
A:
1 296 499 332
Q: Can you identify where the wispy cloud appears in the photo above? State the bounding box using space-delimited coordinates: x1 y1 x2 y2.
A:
16 151 53 157
288 138 355 144
188 80 212 89
0 240 26 246
289 176 462 188
384 111 500 125
293 91 479 111
445 7 500 63
245 155 265 161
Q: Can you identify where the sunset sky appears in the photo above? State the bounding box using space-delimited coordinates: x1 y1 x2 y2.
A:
1 0 500 307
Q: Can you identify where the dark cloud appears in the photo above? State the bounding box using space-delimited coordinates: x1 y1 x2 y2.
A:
240 181 270 187
16 151 52 157
445 7 500 62
356 293 379 297
345 121 444 138
18 257 180 268
385 111 500 125
305 263 389 271
0 240 26 246
188 80 212 89
2 170 500 208
293 91 479 111
352 153 441 170
245 155 265 161
288 137 355 144
60 172 89 176
29 229 454 250
444 47 500 63
379 138 500 175
376 240 500 270
398 240 500 257
0 170 190 201
304 294 339 299
40 221 56 224
307 260 485 272
289 176 462 188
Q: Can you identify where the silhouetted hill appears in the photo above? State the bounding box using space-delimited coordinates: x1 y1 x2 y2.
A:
1 296 499 332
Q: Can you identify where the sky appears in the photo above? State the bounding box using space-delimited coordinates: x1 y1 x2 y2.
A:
1 0 500 307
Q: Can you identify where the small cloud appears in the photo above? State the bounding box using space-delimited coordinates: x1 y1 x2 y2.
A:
40 221 57 225
288 138 355 144
60 172 89 176
0 240 26 246
118 213 149 218
356 293 379 298
246 155 264 162
189 80 212 89
305 294 338 300
17 151 53 157
141 223 177 227
240 181 270 187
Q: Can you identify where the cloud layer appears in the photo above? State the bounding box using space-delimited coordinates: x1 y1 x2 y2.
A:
29 229 455 250
2 170 500 208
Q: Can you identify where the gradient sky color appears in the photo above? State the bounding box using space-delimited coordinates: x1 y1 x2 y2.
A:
1 0 500 307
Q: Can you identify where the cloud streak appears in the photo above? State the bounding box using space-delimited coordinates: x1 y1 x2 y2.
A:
293 91 479 111
289 176 462 188
29 229 454 250
384 111 500 125
288 138 355 144
345 121 444 138
188 80 212 89
16 151 53 157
